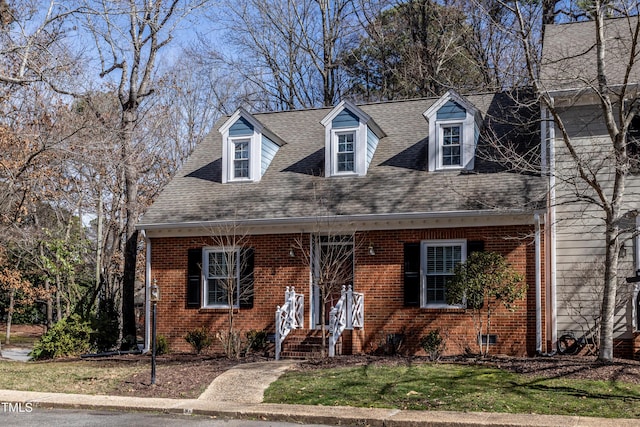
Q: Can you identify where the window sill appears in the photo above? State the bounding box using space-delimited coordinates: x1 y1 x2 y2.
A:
420 304 465 311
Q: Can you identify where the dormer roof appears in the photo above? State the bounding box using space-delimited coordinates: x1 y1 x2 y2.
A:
139 93 543 230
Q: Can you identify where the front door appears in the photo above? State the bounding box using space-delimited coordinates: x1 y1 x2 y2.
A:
311 235 354 328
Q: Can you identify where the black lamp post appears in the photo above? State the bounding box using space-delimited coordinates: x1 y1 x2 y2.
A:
150 279 160 385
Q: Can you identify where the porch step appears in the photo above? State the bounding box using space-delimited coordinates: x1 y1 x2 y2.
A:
278 332 336 359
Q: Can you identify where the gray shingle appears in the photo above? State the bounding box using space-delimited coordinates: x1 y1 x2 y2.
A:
541 17 640 92
139 94 545 227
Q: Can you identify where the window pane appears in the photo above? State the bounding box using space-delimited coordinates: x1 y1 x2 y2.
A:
442 125 461 166
208 252 227 277
208 279 228 305
205 250 239 307
336 132 355 172
425 244 463 305
234 141 249 178
337 152 354 172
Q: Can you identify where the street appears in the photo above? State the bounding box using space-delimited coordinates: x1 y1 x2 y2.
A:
0 407 337 427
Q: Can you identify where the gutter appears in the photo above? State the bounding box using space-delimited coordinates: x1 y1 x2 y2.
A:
534 213 542 354
136 208 539 232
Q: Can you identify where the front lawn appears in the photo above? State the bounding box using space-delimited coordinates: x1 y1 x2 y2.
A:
264 362 640 419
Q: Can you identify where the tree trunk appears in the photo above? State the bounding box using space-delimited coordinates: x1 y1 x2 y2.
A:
122 230 138 345
45 277 52 331
599 226 620 362
5 287 15 345
55 274 62 322
121 108 139 348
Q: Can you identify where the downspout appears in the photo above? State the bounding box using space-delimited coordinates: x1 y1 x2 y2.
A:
142 229 151 353
534 213 542 354
543 105 558 351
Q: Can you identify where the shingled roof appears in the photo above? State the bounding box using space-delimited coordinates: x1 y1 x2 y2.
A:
139 93 545 229
541 16 640 93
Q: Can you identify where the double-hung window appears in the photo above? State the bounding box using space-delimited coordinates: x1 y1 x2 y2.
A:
232 139 250 179
335 131 356 173
422 240 466 307
440 124 462 167
204 248 240 308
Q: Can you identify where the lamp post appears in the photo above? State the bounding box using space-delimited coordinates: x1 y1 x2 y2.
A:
150 279 160 385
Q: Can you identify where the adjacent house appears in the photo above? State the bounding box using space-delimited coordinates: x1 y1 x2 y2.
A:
540 17 640 358
138 17 640 359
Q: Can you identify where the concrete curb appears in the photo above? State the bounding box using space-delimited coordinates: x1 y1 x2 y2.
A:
0 389 637 427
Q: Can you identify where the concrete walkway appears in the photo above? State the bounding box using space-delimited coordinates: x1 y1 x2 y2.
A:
0 360 638 427
1 347 31 362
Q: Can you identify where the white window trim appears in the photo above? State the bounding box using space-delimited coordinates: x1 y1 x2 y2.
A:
437 122 463 169
420 239 467 308
332 129 358 175
424 91 478 172
229 137 252 181
323 118 368 177
219 110 265 184
202 247 241 309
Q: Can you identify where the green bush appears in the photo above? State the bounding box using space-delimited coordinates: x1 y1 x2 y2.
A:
30 314 94 360
155 334 169 355
420 329 446 361
245 329 268 353
184 327 213 354
90 298 119 352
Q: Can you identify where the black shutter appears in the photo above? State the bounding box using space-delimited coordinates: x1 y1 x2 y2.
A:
186 248 202 308
403 242 421 307
467 240 485 256
239 248 254 309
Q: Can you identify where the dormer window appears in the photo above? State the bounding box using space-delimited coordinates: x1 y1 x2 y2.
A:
232 139 250 179
321 100 386 177
336 131 356 173
441 124 462 167
219 108 285 184
424 91 481 172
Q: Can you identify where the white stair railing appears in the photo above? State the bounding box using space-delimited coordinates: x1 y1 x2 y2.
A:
275 286 304 360
329 285 364 357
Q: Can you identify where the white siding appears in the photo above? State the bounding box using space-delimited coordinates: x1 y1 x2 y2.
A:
553 104 640 339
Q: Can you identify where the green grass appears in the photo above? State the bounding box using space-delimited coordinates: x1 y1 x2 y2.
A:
0 360 145 395
264 363 640 419
0 333 40 347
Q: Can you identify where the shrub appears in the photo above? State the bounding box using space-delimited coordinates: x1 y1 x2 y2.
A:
245 329 268 353
184 327 213 354
155 334 169 355
90 297 119 352
30 314 94 360
217 330 242 359
420 329 446 361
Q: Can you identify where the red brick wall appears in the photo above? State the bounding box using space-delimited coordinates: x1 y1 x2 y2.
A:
150 224 545 355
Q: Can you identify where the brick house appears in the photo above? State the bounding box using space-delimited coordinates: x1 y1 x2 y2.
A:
137 90 548 357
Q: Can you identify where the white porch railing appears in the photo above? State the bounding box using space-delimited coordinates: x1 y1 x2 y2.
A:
329 285 364 357
275 286 304 360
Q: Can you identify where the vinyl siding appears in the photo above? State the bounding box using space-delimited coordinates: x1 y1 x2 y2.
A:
261 136 279 176
229 117 254 136
366 127 379 169
332 108 359 128
436 100 466 120
553 103 640 338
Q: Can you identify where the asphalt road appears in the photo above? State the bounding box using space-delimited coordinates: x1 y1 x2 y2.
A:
0 407 336 427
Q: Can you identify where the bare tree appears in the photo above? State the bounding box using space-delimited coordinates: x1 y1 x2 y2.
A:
0 0 81 88
497 1 640 361
211 0 357 109
201 223 254 358
80 0 209 345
